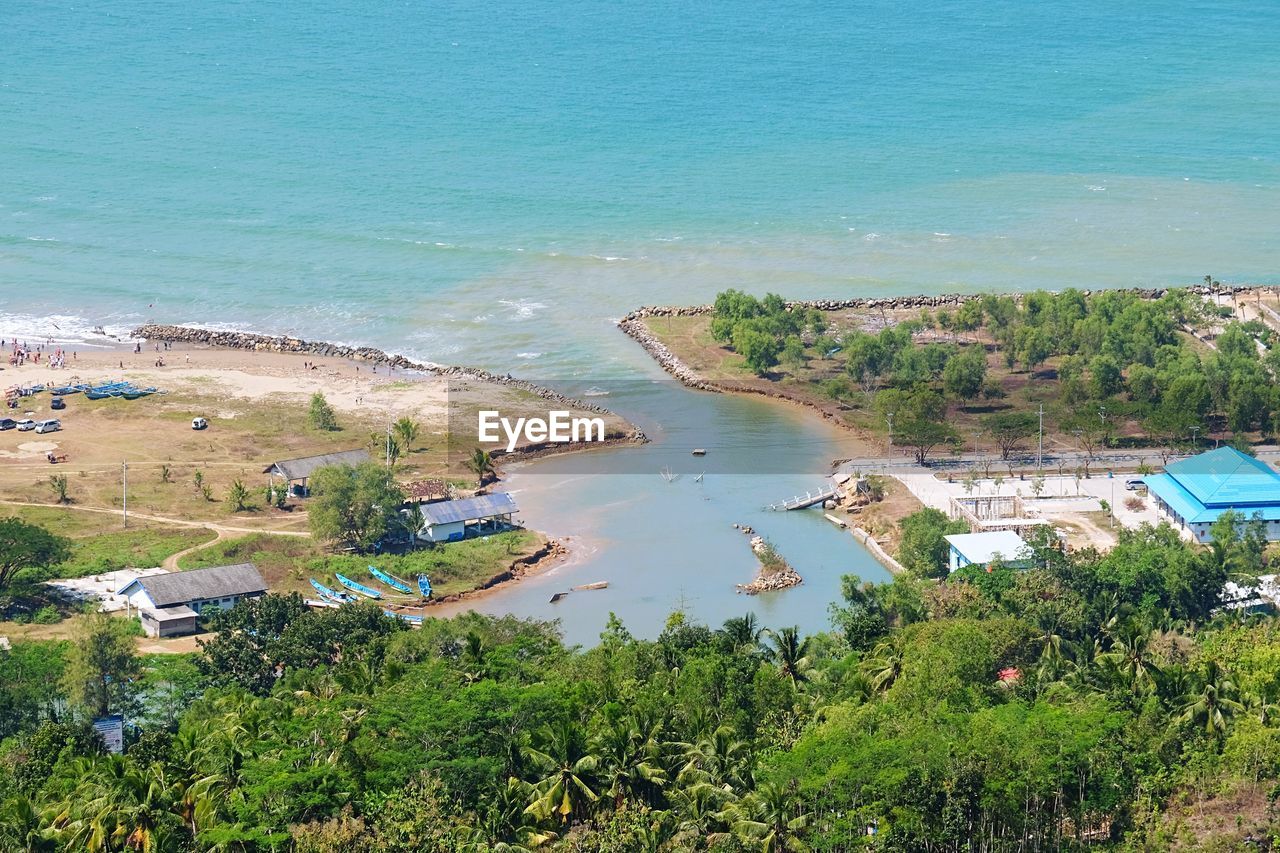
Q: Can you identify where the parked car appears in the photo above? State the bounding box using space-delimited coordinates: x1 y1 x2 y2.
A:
16 419 36 431
1125 477 1145 490
0 418 15 431
50 397 66 410
192 417 208 430
34 419 61 434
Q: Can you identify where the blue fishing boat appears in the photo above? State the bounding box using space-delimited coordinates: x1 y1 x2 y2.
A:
336 573 382 599
50 386 81 396
310 578 354 604
369 565 412 594
417 575 432 599
383 609 424 625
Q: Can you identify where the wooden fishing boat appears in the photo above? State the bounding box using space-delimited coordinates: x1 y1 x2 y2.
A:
417 575 433 599
369 565 412 594
383 609 424 625
336 573 382 599
310 578 354 604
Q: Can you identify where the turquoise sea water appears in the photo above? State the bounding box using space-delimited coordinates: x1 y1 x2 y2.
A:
3 1 1278 641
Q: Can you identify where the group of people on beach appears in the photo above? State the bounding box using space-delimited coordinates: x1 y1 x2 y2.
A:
5 340 75 368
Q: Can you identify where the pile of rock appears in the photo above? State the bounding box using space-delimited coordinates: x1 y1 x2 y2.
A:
131 324 646 442
736 535 803 595
616 317 721 392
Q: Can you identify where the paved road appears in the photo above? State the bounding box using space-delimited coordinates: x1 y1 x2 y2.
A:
834 445 1280 476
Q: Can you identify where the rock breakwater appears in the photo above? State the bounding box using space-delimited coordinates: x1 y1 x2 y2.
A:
736 535 803 595
132 324 646 443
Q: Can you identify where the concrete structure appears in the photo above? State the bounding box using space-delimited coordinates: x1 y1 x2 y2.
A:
117 563 267 637
1144 447 1280 543
263 449 370 497
419 493 518 543
944 530 1031 573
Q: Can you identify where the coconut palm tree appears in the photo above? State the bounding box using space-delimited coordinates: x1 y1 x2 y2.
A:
393 416 421 454
678 726 752 792
863 640 903 694
1099 617 1161 694
725 781 809 853
1179 660 1244 736
592 709 667 809
721 613 764 654
766 627 812 686
0 796 54 852
522 720 601 825
466 448 495 487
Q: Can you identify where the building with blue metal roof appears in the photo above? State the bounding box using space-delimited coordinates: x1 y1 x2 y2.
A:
417 492 519 542
1144 447 1280 542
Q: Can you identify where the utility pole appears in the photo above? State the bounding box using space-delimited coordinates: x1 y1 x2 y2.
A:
1037 403 1044 470
886 412 895 450
386 421 392 468
122 461 128 528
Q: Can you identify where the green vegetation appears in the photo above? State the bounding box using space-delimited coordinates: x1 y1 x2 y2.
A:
308 391 340 431
701 287 1280 463
307 462 406 551
2 513 1278 849
710 289 827 375
896 507 969 578
181 529 540 597
0 517 70 592
465 447 495 487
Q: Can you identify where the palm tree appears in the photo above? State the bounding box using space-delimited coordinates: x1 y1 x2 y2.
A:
0 796 55 852
522 720 600 825
766 627 813 686
462 631 488 684
725 781 809 853
678 726 752 792
466 448 495 487
1099 618 1160 694
1179 660 1243 736
721 613 764 653
592 709 667 809
863 640 903 694
393 416 421 454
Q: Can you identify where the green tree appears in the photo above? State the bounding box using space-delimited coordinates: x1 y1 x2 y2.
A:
733 322 781 375
1089 355 1123 398
47 474 70 505
985 411 1037 461
942 346 987 402
308 392 339 431
392 416 421 454
0 517 71 591
465 447 495 488
62 611 142 719
307 462 406 550
522 720 600 825
226 479 251 512
897 508 968 578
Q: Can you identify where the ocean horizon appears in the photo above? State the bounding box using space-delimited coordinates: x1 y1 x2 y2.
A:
3 0 1278 378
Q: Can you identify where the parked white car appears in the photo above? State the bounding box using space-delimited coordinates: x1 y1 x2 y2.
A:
15 419 35 431
34 419 62 434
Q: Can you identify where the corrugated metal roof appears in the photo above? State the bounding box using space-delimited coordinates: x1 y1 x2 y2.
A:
1163 447 1280 507
1146 470 1280 524
264 449 370 481
422 492 518 526
128 563 266 608
944 531 1030 564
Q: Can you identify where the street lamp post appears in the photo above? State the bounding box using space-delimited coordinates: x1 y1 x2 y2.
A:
886 412 895 451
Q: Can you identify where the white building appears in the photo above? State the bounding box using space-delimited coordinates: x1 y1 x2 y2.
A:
116 563 267 637
943 530 1031 574
418 493 518 543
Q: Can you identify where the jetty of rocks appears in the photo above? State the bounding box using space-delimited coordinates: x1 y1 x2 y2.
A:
736 535 803 595
131 324 646 443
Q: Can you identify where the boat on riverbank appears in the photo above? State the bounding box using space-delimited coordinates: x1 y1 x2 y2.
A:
310 578 354 604
417 575 433 599
336 573 382 599
369 566 412 594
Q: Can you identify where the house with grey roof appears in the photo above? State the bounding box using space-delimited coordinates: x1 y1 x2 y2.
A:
418 493 519 542
117 563 267 637
263 449 370 497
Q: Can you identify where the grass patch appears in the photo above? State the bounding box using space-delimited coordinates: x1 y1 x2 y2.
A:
179 529 543 598
4 506 216 580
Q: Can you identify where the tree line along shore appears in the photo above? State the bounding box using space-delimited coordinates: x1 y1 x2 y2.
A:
623 283 1280 466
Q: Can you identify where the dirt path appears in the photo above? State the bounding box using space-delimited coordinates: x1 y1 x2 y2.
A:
0 499 311 538
162 526 231 570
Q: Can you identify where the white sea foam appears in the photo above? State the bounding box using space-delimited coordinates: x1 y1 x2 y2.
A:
26 236 57 242
515 352 542 359
1087 185 1107 192
498 299 546 319
0 312 138 348
863 232 880 241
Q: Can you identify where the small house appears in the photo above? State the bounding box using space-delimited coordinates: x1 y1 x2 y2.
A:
117 563 267 637
944 530 1031 574
418 493 518 543
263 449 370 497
